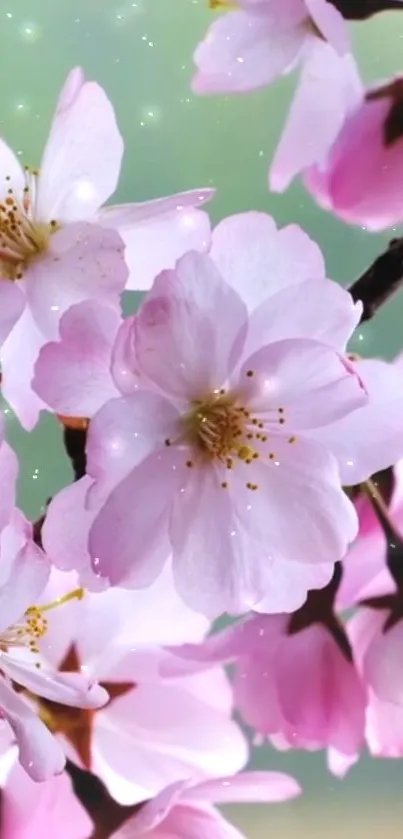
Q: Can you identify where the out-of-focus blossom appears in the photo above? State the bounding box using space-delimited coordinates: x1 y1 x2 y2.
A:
304 77 403 229
110 771 301 839
41 212 366 617
0 67 213 429
0 764 92 839
21 568 247 805
165 608 366 777
192 0 349 95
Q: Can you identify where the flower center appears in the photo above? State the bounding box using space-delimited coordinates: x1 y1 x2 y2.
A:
0 587 84 660
168 378 297 492
0 167 59 281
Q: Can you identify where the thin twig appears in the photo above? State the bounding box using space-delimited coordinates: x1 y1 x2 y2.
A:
349 237 403 324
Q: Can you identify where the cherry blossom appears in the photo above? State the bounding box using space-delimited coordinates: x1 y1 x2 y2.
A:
165 604 366 777
17 568 247 804
304 77 403 229
0 67 213 429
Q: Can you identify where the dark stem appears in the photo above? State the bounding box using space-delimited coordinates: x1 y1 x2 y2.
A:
287 562 352 659
63 425 88 481
349 237 403 324
331 0 403 19
65 760 141 839
363 479 403 590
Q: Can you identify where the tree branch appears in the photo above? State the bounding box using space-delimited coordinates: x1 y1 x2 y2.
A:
349 237 403 324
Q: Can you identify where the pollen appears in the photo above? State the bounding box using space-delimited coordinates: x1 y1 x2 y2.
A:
0 588 84 655
0 168 60 281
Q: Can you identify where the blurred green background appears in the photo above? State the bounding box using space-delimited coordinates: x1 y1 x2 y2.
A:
1 1 403 835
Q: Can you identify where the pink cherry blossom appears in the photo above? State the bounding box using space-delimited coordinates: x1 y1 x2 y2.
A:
0 508 108 782
192 0 348 95
0 67 213 429
166 610 366 777
25 568 248 805
110 771 301 839
0 764 92 839
39 211 366 616
304 77 403 229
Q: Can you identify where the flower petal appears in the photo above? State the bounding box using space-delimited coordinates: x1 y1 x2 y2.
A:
245 278 361 358
210 212 325 311
185 771 301 804
308 358 403 485
364 622 403 706
26 223 127 340
270 43 363 192
99 190 213 292
238 338 367 429
2 657 108 710
41 477 107 590
0 680 65 781
36 72 123 222
0 442 18 535
0 281 25 347
86 391 181 500
0 526 50 634
135 251 247 399
33 300 121 417
192 9 306 94
1 308 46 430
88 447 186 587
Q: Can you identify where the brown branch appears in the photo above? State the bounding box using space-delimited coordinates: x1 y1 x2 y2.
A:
65 760 141 839
331 0 403 19
349 237 403 324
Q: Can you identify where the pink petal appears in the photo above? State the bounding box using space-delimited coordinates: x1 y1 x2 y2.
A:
99 190 213 292
270 43 363 192
305 0 349 54
253 558 334 614
110 780 187 835
2 657 108 709
192 9 305 94
185 771 301 804
210 212 325 311
110 316 143 395
309 358 403 485
1 308 47 430
36 72 123 222
41 477 107 590
238 338 367 429
245 278 361 359
1 764 93 839
0 680 65 781
33 300 121 417
0 527 50 634
275 625 365 754
0 281 25 346
112 801 245 839
89 447 186 587
306 91 403 230
364 622 403 706
86 391 181 499
93 677 248 805
135 251 247 399
0 442 18 534
26 222 127 339
228 436 358 567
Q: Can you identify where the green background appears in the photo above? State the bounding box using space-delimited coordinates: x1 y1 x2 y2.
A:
2 2 403 835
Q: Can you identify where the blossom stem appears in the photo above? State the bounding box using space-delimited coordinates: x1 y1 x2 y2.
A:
364 479 403 586
349 237 403 323
65 760 141 839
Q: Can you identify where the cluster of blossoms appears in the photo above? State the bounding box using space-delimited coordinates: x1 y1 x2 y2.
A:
1 1 403 836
